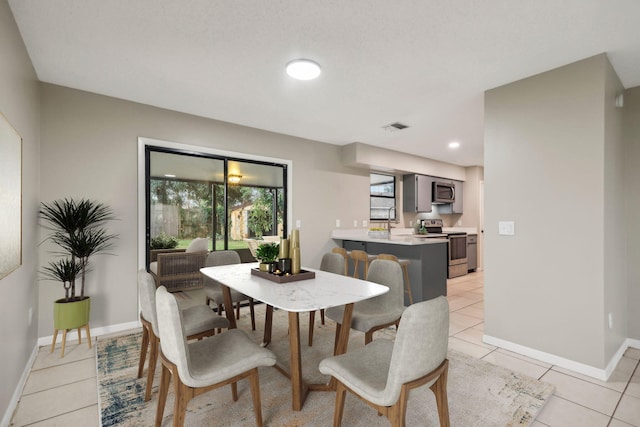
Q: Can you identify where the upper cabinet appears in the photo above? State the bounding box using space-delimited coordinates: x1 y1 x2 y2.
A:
403 174 433 212
437 179 463 214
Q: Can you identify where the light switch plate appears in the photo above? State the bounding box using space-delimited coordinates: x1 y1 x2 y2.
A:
498 221 515 236
336 219 341 228
296 220 301 228
362 220 367 227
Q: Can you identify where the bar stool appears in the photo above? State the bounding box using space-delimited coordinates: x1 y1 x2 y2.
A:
331 247 351 276
377 253 414 305
350 249 377 279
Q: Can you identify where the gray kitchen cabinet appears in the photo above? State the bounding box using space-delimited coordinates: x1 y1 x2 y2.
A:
438 179 463 214
403 174 432 212
467 233 477 271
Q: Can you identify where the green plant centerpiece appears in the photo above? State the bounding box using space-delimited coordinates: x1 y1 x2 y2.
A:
255 241 279 272
40 198 117 357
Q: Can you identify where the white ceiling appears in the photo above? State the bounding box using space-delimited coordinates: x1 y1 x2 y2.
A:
9 0 640 167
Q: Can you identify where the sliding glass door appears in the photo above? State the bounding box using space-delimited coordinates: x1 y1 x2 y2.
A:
146 147 287 265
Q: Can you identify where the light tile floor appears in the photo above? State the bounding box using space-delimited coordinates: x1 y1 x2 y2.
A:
10 271 640 426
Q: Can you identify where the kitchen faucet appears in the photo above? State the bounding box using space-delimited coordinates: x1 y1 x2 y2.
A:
387 207 395 232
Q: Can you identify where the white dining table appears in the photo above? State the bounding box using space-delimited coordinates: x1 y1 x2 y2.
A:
200 262 389 411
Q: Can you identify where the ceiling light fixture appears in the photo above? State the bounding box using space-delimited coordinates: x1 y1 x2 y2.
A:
164 174 176 178
286 59 321 80
228 174 242 184
448 141 460 149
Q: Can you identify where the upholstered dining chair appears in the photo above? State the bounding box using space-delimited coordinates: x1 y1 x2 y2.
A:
308 252 345 346
137 270 228 402
331 247 351 275
325 259 405 346
376 253 414 305
155 286 276 427
202 250 256 330
319 296 450 427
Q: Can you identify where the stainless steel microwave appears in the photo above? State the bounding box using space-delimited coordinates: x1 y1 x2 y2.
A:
432 181 455 204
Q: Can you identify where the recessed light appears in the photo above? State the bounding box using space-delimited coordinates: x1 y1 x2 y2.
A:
164 174 176 178
286 59 321 80
448 141 460 149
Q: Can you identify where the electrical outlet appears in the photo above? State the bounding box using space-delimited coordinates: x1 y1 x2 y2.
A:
353 220 358 227
409 220 413 227
457 220 462 226
498 221 515 236
362 220 367 228
336 219 341 228
296 220 301 228
28 307 33 326
608 312 613 329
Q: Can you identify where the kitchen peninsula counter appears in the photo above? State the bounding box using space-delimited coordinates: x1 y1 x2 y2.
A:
331 229 448 304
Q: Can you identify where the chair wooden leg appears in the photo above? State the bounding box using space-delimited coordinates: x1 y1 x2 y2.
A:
365 330 373 345
145 335 159 402
249 298 256 331
155 363 171 427
430 366 450 427
231 382 238 401
138 322 150 378
320 308 325 325
308 311 316 347
61 329 68 358
333 381 347 427
249 369 264 427
173 376 193 427
236 302 240 319
50 329 58 353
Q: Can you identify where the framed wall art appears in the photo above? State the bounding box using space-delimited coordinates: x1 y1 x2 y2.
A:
0 112 22 280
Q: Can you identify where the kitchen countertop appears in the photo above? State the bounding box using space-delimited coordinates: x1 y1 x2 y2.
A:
331 229 448 246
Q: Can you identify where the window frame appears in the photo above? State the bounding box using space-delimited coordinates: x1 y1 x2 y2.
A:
369 173 397 221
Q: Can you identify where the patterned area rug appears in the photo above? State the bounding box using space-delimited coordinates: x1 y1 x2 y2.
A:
97 305 554 426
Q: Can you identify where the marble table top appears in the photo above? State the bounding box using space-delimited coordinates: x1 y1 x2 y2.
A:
200 262 388 312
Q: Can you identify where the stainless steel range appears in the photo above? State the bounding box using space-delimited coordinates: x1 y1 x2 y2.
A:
421 218 468 278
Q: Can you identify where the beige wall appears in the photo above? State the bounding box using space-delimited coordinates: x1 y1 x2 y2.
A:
484 54 626 370
624 87 640 341
0 0 41 421
38 83 375 337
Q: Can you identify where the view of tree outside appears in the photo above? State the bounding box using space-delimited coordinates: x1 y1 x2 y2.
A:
151 178 284 251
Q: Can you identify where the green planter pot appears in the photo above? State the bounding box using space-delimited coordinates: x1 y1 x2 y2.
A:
53 296 91 330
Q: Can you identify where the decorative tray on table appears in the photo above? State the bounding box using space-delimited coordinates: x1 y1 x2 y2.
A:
250 268 316 283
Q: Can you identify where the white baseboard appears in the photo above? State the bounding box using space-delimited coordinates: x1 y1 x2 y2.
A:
483 334 637 381
37 320 141 347
1 343 39 427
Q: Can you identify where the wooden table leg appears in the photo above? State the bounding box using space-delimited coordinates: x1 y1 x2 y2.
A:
262 305 274 347
328 303 354 390
221 284 237 329
288 311 308 411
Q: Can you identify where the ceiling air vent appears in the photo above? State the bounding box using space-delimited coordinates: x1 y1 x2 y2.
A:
382 122 409 132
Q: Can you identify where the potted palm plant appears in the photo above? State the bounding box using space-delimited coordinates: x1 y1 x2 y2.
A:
40 198 117 356
255 241 279 272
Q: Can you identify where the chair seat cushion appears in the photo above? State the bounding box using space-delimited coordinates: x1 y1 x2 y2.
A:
203 281 250 305
185 329 276 388
326 305 404 334
319 339 394 405
182 305 229 337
